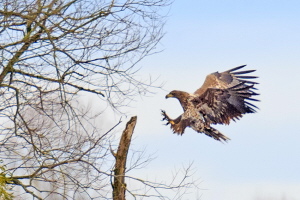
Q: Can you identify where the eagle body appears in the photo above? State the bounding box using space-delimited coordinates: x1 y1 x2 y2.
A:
162 65 259 142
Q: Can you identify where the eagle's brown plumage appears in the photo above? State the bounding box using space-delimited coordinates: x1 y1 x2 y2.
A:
162 65 259 142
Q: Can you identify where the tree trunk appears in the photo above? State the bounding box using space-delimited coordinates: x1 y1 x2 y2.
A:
112 116 137 200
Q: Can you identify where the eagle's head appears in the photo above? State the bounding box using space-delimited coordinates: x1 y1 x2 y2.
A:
165 90 189 99
165 90 191 110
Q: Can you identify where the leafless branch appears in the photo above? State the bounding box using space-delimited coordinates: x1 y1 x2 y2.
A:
0 1 199 199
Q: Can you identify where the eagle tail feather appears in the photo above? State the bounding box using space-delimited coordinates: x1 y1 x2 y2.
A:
203 126 230 142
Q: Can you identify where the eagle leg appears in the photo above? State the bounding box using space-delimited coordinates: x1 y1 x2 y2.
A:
161 110 175 125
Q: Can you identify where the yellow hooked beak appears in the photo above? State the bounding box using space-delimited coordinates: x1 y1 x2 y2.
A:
165 93 173 99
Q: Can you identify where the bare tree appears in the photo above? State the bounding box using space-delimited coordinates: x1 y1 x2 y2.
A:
0 0 198 199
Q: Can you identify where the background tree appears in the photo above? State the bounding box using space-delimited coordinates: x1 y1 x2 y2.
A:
0 0 197 199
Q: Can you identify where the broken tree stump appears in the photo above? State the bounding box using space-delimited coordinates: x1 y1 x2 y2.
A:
112 116 137 200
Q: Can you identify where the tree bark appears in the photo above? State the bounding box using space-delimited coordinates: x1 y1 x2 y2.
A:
112 116 137 200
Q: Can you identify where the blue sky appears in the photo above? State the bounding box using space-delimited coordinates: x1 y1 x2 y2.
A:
116 1 300 199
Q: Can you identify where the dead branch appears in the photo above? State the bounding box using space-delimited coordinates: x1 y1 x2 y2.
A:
113 116 137 200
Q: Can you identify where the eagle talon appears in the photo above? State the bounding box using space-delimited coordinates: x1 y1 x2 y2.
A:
161 110 169 120
161 110 174 125
161 65 259 142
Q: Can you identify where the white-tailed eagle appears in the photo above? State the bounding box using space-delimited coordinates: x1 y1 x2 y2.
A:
161 65 259 142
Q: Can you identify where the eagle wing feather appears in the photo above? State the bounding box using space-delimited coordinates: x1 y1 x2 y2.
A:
194 65 258 96
192 65 259 125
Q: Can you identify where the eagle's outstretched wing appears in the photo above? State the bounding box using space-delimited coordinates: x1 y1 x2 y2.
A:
192 65 259 125
194 65 258 95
